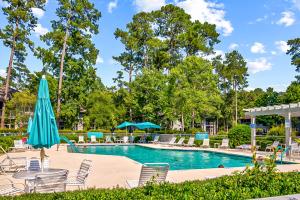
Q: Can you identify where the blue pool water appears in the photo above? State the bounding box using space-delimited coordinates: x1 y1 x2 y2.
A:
69 145 258 170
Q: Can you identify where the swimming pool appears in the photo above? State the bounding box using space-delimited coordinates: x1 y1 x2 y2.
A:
69 145 259 170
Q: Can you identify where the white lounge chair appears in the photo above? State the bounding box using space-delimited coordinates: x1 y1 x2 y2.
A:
265 141 279 152
174 137 185 146
201 139 210 148
168 137 176 145
123 136 129 143
9 140 26 152
91 135 97 143
33 170 68 193
184 137 195 147
150 136 160 144
78 136 85 143
0 178 25 196
290 143 300 156
219 139 229 149
126 163 169 188
0 146 26 174
105 136 112 143
66 159 92 189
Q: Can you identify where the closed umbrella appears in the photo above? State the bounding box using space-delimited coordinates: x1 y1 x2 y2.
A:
28 75 60 170
27 116 32 134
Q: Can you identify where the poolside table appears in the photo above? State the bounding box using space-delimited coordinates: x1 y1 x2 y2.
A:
13 168 68 193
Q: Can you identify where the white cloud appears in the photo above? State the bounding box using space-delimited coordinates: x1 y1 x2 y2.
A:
0 69 6 78
133 0 166 12
31 8 45 19
292 0 300 10
108 0 118 13
228 43 239 50
247 57 272 74
203 49 225 61
275 40 289 53
34 24 48 36
176 0 233 36
271 51 277 55
277 11 295 27
250 42 266 54
0 0 8 7
96 56 104 64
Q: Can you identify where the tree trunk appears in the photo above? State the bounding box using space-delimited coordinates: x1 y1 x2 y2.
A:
181 112 184 131
1 22 18 128
234 81 238 125
128 63 133 121
56 29 69 128
191 110 195 129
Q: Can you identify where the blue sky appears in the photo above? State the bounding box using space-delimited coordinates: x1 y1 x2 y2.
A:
0 0 299 91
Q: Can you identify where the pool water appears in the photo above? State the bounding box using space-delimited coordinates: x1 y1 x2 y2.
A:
69 145 257 170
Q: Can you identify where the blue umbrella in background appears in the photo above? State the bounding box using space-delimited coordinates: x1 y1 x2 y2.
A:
28 75 60 169
116 121 136 129
27 116 32 134
135 122 161 130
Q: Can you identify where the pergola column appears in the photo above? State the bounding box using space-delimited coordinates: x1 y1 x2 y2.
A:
285 112 292 147
251 116 256 146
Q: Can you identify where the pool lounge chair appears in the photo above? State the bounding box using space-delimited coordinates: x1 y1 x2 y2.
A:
78 136 85 143
184 137 195 147
0 146 27 174
219 139 229 149
265 141 279 152
66 159 92 189
174 137 185 146
150 136 159 144
200 139 210 148
168 137 177 145
126 163 169 188
0 178 25 196
105 136 112 143
123 136 129 143
9 140 27 152
90 135 97 143
291 143 300 155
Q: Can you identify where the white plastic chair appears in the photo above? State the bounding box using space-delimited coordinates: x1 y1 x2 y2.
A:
174 137 185 146
126 163 169 188
78 136 85 143
123 136 129 143
184 137 195 147
219 139 229 149
168 137 177 145
201 139 210 148
66 159 92 189
91 135 97 143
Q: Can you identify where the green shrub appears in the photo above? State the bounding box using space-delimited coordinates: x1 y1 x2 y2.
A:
8 162 300 200
228 124 251 148
217 131 227 135
268 125 285 136
0 135 23 151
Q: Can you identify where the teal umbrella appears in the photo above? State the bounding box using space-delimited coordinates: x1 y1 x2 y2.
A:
28 75 60 168
116 121 136 129
27 116 32 134
135 122 161 130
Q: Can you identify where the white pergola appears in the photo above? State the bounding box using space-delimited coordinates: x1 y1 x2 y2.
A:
244 103 300 148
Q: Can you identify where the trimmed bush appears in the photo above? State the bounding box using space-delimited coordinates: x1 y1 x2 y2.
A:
228 124 251 148
5 171 300 200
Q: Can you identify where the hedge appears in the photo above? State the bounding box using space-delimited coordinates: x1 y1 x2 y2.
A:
5 171 300 200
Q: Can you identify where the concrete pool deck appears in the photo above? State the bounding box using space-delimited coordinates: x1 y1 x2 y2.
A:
1 144 300 189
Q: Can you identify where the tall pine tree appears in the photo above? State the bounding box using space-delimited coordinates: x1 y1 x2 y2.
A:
36 0 101 128
0 0 46 128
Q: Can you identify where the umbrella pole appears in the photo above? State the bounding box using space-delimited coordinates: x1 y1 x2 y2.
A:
40 148 45 172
